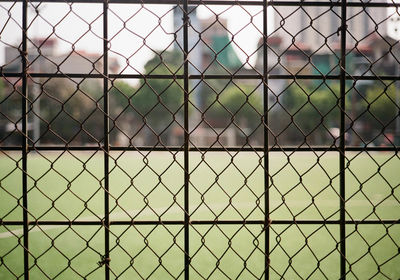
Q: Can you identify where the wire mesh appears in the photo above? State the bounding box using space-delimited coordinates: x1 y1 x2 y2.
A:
0 0 399 279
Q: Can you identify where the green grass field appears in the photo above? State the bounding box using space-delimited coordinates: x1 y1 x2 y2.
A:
0 151 399 279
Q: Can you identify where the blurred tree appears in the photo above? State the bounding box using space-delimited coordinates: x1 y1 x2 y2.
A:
36 78 103 145
204 83 263 129
0 78 4 94
0 79 22 145
280 81 340 144
108 50 184 145
364 83 398 126
138 50 183 122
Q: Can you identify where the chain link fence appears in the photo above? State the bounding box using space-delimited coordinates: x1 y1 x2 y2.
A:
0 0 399 279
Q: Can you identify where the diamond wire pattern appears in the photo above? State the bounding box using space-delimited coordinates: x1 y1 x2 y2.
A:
0 0 399 279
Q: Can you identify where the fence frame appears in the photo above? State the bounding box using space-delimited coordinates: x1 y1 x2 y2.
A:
0 0 400 279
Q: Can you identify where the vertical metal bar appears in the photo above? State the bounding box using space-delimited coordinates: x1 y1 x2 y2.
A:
263 1 270 279
103 1 110 279
22 1 29 279
183 1 190 280
395 64 400 145
339 0 347 278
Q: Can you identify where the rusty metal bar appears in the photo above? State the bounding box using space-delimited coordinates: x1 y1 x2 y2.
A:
21 1 29 279
339 0 347 278
103 1 111 278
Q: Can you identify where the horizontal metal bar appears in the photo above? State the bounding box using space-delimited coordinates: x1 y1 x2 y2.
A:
3 72 260 79
343 146 400 152
268 75 400 81
267 1 400 7
1 0 399 8
1 146 399 152
0 0 264 5
1 219 399 226
2 72 400 81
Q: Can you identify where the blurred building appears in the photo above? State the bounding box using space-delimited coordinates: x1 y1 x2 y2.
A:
198 16 243 72
3 38 120 75
173 6 244 74
173 7 255 146
266 3 397 76
272 4 389 54
1 38 120 145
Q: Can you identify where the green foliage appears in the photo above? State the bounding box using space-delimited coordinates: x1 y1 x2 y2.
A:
144 50 183 75
282 81 340 134
363 83 399 125
137 51 184 130
109 50 184 117
108 51 184 142
109 80 136 110
37 79 103 144
135 80 183 116
0 79 4 97
0 79 20 122
0 79 22 144
205 83 263 129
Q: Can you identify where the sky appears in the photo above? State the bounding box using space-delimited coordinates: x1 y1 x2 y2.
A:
0 1 399 74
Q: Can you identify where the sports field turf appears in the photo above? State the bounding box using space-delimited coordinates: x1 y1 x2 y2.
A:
0 151 399 279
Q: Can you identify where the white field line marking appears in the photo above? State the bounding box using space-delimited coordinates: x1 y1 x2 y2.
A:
0 199 397 239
